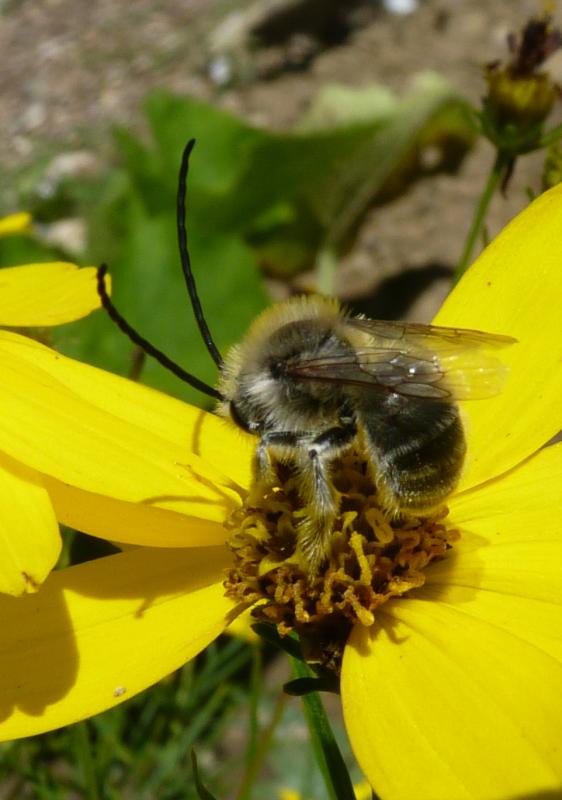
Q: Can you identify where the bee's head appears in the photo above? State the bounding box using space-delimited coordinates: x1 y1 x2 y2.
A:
217 349 288 434
227 397 262 434
217 300 351 435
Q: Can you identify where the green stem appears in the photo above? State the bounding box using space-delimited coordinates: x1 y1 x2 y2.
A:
292 659 356 800
455 151 507 282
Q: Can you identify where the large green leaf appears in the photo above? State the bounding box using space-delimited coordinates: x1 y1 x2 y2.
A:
133 73 473 277
56 196 267 407
51 73 472 405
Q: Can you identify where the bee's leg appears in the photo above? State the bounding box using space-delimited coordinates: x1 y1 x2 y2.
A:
297 424 357 574
249 431 306 503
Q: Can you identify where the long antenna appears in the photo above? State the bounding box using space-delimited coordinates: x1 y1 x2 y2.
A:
177 139 224 369
96 265 223 401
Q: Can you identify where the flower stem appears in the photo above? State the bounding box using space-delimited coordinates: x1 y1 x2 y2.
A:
455 151 507 282
291 658 356 800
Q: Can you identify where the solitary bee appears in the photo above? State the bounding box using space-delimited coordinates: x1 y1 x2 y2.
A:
216 295 514 571
97 141 515 573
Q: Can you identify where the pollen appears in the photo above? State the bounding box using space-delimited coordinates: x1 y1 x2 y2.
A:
224 452 459 674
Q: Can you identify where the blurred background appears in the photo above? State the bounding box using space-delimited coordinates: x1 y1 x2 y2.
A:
0 1 560 797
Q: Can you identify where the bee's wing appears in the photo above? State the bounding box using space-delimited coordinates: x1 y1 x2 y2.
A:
288 318 517 402
346 317 517 350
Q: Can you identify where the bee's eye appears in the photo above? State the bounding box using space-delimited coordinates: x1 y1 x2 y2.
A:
269 359 285 379
229 401 253 433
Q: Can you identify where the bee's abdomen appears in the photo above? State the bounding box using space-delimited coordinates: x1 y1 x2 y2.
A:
361 395 466 512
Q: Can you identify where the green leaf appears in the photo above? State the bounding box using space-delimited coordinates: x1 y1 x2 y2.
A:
251 623 303 660
52 75 472 404
298 83 398 129
305 72 474 254
141 75 471 278
55 199 267 406
0 234 61 267
118 78 473 277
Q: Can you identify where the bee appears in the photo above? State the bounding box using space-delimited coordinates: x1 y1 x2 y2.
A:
96 140 515 574
215 295 514 571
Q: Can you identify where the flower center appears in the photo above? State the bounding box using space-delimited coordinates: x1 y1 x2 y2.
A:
224 450 459 674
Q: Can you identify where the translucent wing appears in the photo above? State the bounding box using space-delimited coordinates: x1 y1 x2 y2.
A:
346 317 516 350
287 317 517 402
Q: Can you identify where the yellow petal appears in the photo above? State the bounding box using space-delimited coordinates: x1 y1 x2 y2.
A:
225 606 259 643
342 599 562 800
0 263 102 325
435 184 562 490
353 782 373 800
423 560 562 667
45 475 229 548
0 332 241 522
421 442 562 663
449 441 562 547
0 455 60 595
0 329 253 493
0 545 238 740
0 213 32 237
40 338 254 491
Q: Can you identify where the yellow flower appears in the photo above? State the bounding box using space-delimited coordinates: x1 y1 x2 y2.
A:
0 188 561 800
0 260 104 326
0 216 103 595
